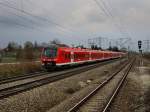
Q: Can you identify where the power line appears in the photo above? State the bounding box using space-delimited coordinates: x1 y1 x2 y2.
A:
100 0 129 37
0 2 74 33
0 1 71 34
26 0 81 35
0 1 85 40
0 18 34 29
0 5 56 32
93 0 110 17
93 0 123 36
100 0 132 38
93 0 132 38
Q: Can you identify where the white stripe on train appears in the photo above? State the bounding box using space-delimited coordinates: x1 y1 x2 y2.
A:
56 57 119 66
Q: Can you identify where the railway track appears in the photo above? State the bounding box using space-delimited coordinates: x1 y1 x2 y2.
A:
0 58 123 99
0 71 47 85
67 58 135 112
0 58 121 85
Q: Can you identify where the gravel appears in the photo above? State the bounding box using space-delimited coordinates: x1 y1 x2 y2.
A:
47 60 127 112
0 59 126 112
108 57 150 112
109 73 144 112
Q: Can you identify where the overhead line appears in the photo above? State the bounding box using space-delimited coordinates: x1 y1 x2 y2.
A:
93 0 123 36
0 4 55 32
94 0 110 17
0 1 81 39
100 0 132 38
99 0 128 37
0 2 73 33
0 19 34 29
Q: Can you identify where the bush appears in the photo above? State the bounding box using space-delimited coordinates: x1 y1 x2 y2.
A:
0 62 42 79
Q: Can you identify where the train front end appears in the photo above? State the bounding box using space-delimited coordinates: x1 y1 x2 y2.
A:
41 47 58 69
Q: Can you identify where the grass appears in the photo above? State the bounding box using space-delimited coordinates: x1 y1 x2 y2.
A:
0 59 126 112
1 57 17 63
0 62 42 79
0 57 40 63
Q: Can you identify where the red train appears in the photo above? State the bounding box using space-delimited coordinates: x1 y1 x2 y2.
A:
41 46 125 69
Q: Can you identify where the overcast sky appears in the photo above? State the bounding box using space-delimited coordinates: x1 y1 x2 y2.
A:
0 0 149 50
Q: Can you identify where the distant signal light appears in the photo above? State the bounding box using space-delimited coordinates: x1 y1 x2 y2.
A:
138 40 142 49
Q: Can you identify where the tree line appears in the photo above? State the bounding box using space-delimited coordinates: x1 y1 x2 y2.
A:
0 39 62 62
0 41 40 61
0 39 124 62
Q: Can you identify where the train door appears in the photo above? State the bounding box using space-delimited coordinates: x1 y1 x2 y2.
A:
89 52 92 61
71 51 74 63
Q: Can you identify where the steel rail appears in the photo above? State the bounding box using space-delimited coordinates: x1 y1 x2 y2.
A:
0 58 122 100
102 58 135 112
0 71 47 85
0 58 120 85
67 58 134 112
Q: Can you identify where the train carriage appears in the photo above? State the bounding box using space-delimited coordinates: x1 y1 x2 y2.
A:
41 46 125 69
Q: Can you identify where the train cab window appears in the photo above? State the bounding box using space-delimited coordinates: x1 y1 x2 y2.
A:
43 47 57 58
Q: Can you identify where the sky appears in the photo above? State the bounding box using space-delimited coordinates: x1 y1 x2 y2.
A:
0 0 150 51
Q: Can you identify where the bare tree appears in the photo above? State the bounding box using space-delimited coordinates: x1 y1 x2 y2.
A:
16 45 23 61
7 41 19 52
24 41 34 61
50 38 61 45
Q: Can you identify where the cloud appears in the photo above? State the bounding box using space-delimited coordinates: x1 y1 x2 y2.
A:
0 0 149 49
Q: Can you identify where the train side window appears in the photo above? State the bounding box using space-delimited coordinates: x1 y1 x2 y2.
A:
66 53 69 59
81 54 83 59
65 53 69 59
78 54 79 59
74 54 76 59
68 53 71 59
75 54 76 59
78 54 80 59
85 54 88 58
76 54 78 59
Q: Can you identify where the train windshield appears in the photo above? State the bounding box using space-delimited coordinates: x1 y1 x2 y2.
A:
43 47 57 58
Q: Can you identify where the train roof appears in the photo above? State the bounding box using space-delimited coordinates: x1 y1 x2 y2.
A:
43 46 125 54
58 47 121 53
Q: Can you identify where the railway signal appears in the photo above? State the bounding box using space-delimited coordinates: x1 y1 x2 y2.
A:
138 40 142 50
138 40 143 66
